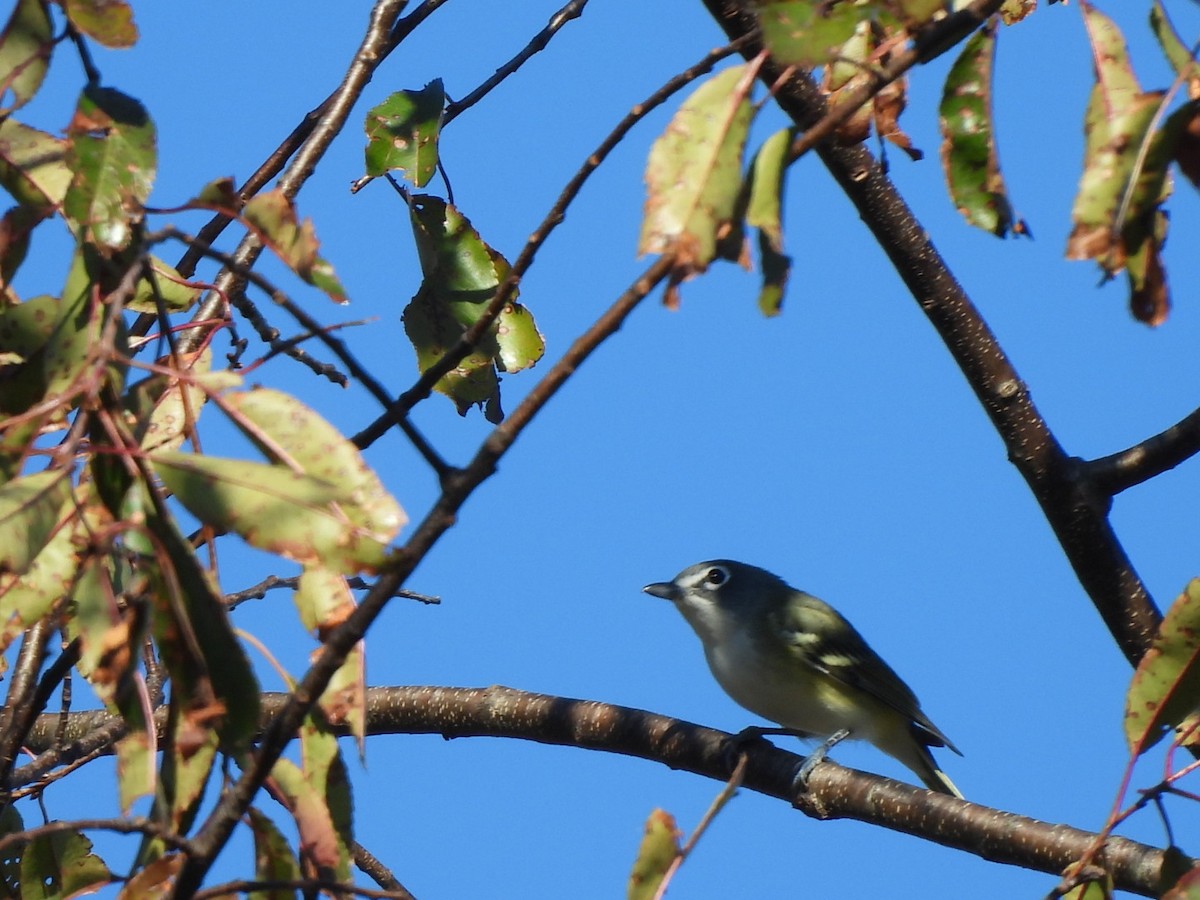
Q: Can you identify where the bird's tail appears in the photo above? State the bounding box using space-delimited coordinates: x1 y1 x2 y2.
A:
907 744 963 798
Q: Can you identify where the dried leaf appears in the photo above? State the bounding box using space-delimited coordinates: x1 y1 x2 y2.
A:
63 0 137 49
639 65 757 294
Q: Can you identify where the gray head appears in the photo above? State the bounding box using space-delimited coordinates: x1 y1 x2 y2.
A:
643 560 788 637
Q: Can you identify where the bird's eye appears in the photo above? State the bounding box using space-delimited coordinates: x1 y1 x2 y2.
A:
703 566 729 587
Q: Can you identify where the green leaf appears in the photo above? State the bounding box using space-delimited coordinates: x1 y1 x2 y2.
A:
1150 1 1197 87
639 65 757 291
0 0 52 114
137 705 218 867
63 0 137 48
756 230 791 317
0 118 71 210
1066 91 1162 263
64 86 155 252
140 500 261 751
0 503 82 666
127 256 200 313
363 80 445 186
0 469 70 575
403 194 545 422
224 387 404 543
294 566 365 752
19 829 111 900
1 804 23 897
269 721 353 881
753 1 867 68
746 127 792 252
939 23 1022 237
0 293 59 421
116 728 155 814
1125 579 1200 754
242 189 347 303
1082 4 1141 120
124 348 237 454
42 246 129 416
627 809 680 900
152 451 389 573
247 809 302 900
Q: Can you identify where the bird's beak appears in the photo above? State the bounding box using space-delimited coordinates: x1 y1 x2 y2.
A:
642 581 680 601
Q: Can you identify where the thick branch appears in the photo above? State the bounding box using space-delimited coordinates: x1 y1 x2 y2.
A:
23 687 1174 897
700 0 1162 668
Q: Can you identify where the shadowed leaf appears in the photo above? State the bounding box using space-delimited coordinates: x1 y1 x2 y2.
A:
64 86 155 252
20 829 111 899
403 194 544 422
940 23 1025 237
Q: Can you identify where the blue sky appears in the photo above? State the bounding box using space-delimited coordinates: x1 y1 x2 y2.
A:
11 1 1200 897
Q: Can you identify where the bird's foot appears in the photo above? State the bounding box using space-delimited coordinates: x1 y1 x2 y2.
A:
791 728 850 793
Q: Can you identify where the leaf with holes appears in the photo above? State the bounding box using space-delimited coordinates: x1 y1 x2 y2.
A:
940 23 1024 237
64 86 155 252
364 80 445 186
403 194 544 422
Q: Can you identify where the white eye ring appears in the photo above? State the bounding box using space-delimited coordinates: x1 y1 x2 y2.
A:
702 566 730 588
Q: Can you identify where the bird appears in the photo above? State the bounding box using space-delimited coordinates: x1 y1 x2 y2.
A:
643 559 962 797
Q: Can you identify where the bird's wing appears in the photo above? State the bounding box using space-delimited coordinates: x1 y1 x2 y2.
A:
772 591 960 754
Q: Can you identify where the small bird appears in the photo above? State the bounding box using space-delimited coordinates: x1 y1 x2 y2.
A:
643 560 962 796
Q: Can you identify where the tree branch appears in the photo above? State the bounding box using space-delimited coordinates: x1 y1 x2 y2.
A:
23 687 1175 897
700 0 1162 669
1084 405 1200 496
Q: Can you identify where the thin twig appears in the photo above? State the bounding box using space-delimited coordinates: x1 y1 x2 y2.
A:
652 754 747 900
443 0 590 124
353 842 418 900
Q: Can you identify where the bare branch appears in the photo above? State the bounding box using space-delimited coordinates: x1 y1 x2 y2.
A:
443 0 590 124
1085 406 1200 496
23 686 1173 896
